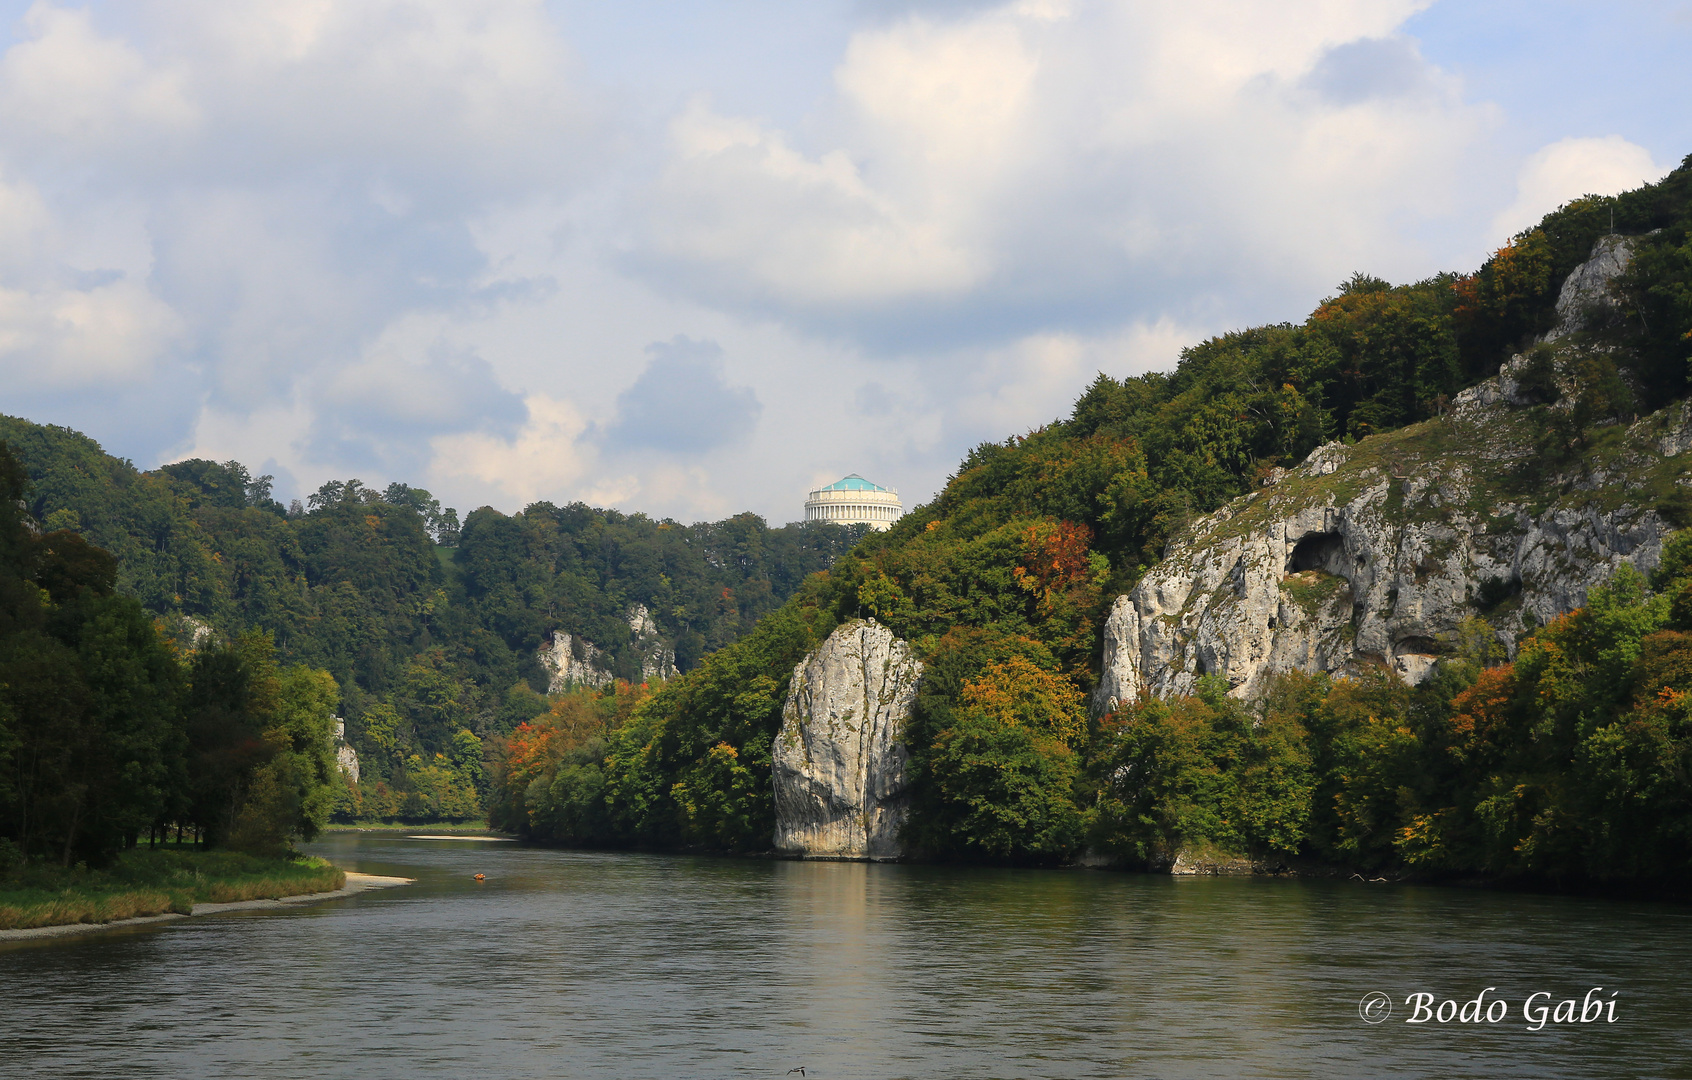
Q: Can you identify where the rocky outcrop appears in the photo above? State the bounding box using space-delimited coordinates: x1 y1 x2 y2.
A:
538 603 680 692
1095 402 1685 707
773 619 921 860
1095 239 1688 710
538 630 613 691
334 717 360 784
1544 234 1634 342
626 603 679 682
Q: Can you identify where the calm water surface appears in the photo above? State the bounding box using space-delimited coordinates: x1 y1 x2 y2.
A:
3 834 1690 1079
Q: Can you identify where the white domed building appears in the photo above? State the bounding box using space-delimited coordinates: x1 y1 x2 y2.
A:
804 475 903 530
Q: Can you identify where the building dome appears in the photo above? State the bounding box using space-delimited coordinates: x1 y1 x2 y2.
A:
805 474 903 530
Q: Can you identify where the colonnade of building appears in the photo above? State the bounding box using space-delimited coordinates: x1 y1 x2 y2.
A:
805 501 902 524
803 475 904 531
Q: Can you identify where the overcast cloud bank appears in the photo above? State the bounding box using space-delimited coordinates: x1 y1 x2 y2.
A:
0 0 1684 523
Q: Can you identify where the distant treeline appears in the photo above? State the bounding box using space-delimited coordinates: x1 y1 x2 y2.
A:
0 415 866 821
488 157 1692 888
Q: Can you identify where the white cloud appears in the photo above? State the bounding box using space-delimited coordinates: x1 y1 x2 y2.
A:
0 3 197 157
935 317 1205 444
602 336 763 453
429 394 608 510
1491 135 1668 242
634 0 1489 333
0 277 183 387
0 0 1675 528
0 169 50 279
0 0 588 188
0 166 183 388
642 99 986 307
169 396 314 489
0 0 596 497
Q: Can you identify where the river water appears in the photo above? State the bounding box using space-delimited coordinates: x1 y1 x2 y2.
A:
3 833 1690 1079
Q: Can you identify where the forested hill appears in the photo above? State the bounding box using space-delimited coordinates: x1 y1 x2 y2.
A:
0 416 866 810
494 156 1692 887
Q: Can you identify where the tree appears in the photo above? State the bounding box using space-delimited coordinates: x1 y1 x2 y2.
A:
0 441 187 865
1094 676 1314 865
184 632 280 848
915 654 1087 860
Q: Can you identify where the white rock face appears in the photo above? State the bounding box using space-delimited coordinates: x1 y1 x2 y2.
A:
1454 235 1638 420
333 717 360 784
538 603 680 692
1544 234 1634 341
626 603 679 682
538 631 613 691
1094 413 1686 709
336 743 361 784
1097 237 1681 710
1096 401 1688 708
773 619 921 860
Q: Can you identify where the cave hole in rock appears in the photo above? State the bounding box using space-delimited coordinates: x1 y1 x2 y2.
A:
1288 531 1347 574
1395 636 1442 656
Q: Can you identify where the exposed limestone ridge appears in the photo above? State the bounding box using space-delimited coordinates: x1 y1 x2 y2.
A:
626 603 679 682
1094 236 1686 712
1544 233 1635 342
538 630 613 692
333 716 360 784
1095 374 1690 713
538 603 679 692
772 618 921 860
1453 233 1638 422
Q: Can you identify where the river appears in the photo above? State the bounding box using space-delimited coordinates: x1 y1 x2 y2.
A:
2 833 1689 1079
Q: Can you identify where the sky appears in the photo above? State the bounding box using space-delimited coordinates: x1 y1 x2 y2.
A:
0 1 1687 526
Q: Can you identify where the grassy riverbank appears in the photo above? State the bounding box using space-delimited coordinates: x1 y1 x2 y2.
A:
324 820 500 834
0 850 346 931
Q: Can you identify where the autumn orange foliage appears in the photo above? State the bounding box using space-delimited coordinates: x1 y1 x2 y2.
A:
1013 520 1094 607
1445 664 1518 766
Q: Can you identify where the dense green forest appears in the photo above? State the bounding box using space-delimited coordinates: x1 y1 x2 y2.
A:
0 415 866 820
493 157 1692 888
0 441 341 868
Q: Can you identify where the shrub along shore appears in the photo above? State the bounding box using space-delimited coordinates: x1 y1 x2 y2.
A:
0 848 345 931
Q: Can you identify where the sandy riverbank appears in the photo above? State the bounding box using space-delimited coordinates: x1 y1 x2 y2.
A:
0 871 414 943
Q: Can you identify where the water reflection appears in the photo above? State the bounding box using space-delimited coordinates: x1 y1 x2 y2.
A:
2 835 1689 1079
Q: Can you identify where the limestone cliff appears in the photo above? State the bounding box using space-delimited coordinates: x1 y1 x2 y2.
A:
538 630 613 691
538 603 680 692
333 717 360 784
625 603 680 682
1096 241 1689 709
772 619 921 860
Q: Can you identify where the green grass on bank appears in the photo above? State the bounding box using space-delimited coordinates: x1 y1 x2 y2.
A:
0 849 346 931
323 820 500 834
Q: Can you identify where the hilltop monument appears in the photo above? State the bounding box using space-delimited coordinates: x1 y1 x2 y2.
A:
804 474 902 530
